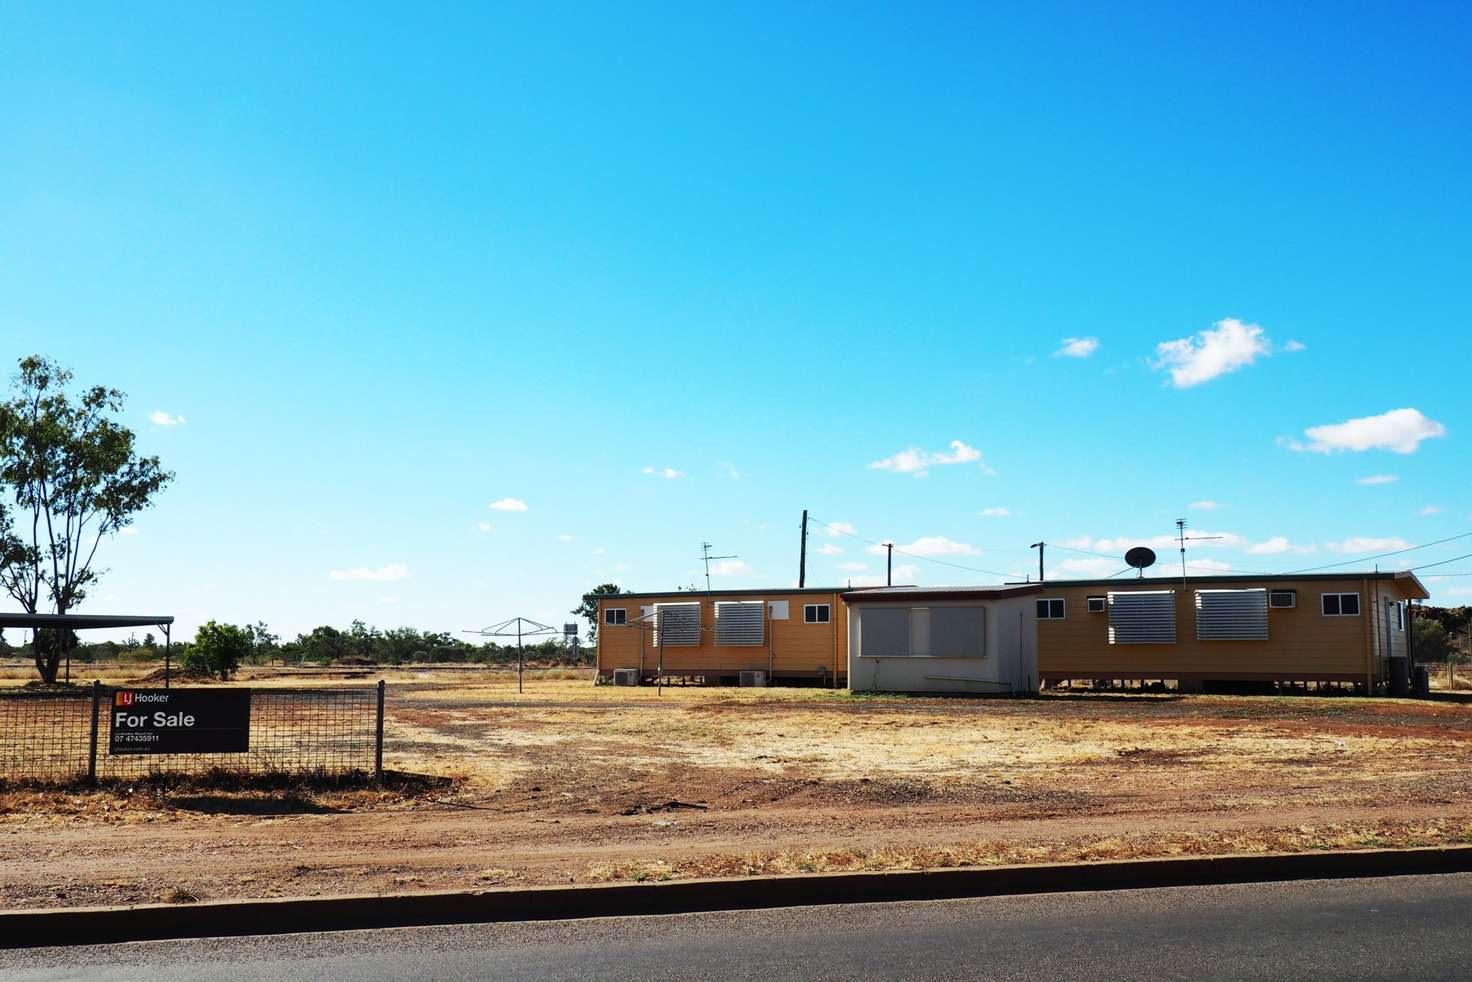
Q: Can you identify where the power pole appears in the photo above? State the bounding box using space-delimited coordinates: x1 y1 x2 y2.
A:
798 509 809 588
1176 519 1188 581
1030 541 1045 583
885 542 894 586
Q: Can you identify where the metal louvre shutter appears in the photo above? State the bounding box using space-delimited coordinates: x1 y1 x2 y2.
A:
714 601 764 646
930 607 986 658
1195 589 1268 641
652 603 700 646
1108 591 1176 644
860 608 911 656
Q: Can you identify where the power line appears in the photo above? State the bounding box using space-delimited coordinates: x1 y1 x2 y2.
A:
809 516 1018 580
1411 551 1472 573
1286 530 1472 574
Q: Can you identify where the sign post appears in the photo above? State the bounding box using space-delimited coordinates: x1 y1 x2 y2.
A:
108 688 252 755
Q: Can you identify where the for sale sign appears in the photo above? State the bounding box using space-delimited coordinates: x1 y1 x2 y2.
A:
109 688 252 754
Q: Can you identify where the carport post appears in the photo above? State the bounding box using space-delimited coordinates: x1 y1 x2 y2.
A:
86 680 102 784
162 622 171 689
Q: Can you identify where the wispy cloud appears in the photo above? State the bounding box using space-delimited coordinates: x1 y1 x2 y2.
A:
1188 500 1220 511
1284 340 1307 352
329 564 409 582
149 410 186 427
1153 318 1271 388
1054 337 1099 359
1051 557 1120 578
1288 408 1446 454
836 561 868 572
475 522 492 533
869 440 986 477
816 543 844 556
979 507 1010 517
1355 474 1400 486
866 536 980 557
708 558 753 576
641 466 686 479
1419 505 1441 517
1069 531 1246 553
1246 536 1316 556
825 521 856 538
488 497 528 511
556 533 576 541
845 564 920 587
1326 536 1411 554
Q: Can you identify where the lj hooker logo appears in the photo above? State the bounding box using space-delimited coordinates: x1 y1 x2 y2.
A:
115 691 134 707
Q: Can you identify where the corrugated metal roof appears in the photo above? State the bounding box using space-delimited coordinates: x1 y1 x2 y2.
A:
842 584 1043 602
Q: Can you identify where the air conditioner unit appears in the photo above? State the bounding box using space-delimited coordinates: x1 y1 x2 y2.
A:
612 669 640 687
739 670 767 688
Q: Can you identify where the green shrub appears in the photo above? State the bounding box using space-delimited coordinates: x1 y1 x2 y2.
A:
183 620 251 680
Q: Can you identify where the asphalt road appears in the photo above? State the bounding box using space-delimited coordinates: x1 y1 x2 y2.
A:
3 873 1470 981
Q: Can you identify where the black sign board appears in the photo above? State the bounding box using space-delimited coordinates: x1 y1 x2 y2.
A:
108 688 252 755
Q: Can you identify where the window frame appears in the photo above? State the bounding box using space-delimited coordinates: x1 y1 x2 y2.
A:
1268 590 1297 609
603 607 627 626
804 603 831 624
1395 601 1405 631
1320 592 1361 617
1086 596 1107 613
1037 598 1066 620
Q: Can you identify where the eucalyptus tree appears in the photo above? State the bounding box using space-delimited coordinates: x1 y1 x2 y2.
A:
0 356 173 682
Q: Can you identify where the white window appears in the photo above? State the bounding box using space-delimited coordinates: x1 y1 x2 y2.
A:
1037 598 1066 620
1269 590 1297 609
1086 596 1106 613
714 601 764 646
1321 593 1360 617
603 607 627 626
804 603 831 624
1108 591 1176 644
1195 589 1268 641
768 600 790 620
652 602 701 645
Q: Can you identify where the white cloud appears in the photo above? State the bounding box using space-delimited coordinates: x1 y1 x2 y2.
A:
1188 500 1220 511
1246 536 1316 556
836 561 868 572
868 440 986 478
1185 559 1234 573
556 533 576 541
1284 340 1307 352
1072 530 1246 553
641 466 686 479
329 564 409 582
475 522 492 533
1051 557 1121 578
1419 506 1441 517
118 526 140 536
1153 318 1271 388
721 463 743 479
866 536 981 557
825 521 856 538
377 595 400 606
1290 408 1447 455
980 507 1010 517
816 543 844 556
1326 537 1411 554
488 497 528 511
708 558 753 576
1355 474 1400 485
149 410 186 427
845 564 920 587
592 547 606 556
1055 337 1099 359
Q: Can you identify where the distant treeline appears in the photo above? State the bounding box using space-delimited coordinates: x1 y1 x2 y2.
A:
0 619 591 668
1412 605 1472 664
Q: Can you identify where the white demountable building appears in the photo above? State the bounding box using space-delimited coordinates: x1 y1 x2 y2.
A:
844 584 1042 695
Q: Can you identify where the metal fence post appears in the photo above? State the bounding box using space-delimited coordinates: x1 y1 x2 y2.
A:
87 680 102 784
374 679 385 781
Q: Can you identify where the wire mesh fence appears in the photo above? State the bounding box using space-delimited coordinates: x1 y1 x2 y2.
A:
0 684 384 784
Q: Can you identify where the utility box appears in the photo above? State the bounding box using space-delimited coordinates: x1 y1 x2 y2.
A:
738 670 767 687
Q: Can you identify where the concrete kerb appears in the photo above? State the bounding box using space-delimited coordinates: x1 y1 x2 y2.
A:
5 845 1472 949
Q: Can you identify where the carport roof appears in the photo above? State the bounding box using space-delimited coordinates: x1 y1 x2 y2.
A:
0 612 174 630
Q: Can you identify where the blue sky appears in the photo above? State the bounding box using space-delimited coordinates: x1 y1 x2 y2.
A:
2 2 1470 638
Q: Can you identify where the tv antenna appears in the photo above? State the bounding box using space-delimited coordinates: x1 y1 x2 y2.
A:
1175 519 1223 580
699 541 736 592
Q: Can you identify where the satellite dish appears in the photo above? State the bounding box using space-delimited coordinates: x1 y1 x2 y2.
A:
1125 546 1157 570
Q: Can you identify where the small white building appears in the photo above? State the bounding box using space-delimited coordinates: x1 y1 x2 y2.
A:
844 584 1042 694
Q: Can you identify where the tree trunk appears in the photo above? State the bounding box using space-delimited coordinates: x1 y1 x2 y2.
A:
33 628 65 684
